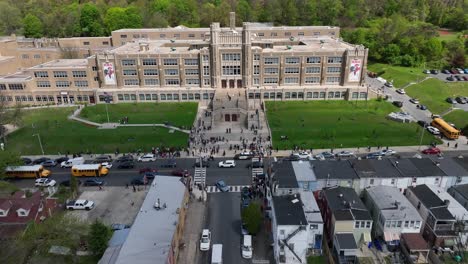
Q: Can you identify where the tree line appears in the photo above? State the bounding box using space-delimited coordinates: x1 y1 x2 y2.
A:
0 0 466 67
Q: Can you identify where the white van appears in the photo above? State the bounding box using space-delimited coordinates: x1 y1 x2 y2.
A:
211 244 222 264
61 157 84 168
241 235 253 259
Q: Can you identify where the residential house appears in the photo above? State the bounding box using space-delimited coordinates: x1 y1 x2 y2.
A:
362 186 423 248
448 184 468 210
349 159 401 191
400 233 430 264
405 184 457 247
428 157 468 187
310 160 359 191
270 160 301 196
301 191 324 255
292 161 317 192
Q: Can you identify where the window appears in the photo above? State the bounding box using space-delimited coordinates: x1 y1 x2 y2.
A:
124 79 139 86
284 77 299 84
397 221 402 228
165 79 180 85
163 59 178 66
222 65 241 75
0 84 6 90
160 34 166 38
174 34 180 38
434 178 440 185
258 32 264 37
83 41 90 45
144 79 159 86
203 55 209 62
326 77 340 83
305 77 320 84
142 58 157 65
74 81 88 87
203 78 210 85
370 179 375 185
36 81 50 87
327 67 341 73
184 59 198 65
144 69 158 76
165 69 179 75
33 54 41 59
366 221 371 228
120 34 127 38
103 41 109 45
185 69 199 75
254 54 260 61
285 32 291 37
121 59 136 66
264 57 279 64
203 66 210 76
264 78 278 84
8 84 24 90
391 179 396 185
186 79 200 85
310 224 318 230
404 221 409 228
53 71 68 78
328 92 334 98
285 67 299 74
92 66 97 71
253 65 259 75
188 34 195 38
410 221 415 228
417 202 421 209
313 92 319 98
285 57 300 64
264 68 278 74
415 221 421 229
306 57 321 64
359 92 367 98
253 78 259 85
56 81 70 87
222 53 241 61
319 92 325 98
390 221 396 228
355 221 360 228
34 71 48 78
123 69 137 76
327 57 342 63
305 67 320 73
22 54 29 59
270 32 277 37
72 71 87 78
298 32 304 36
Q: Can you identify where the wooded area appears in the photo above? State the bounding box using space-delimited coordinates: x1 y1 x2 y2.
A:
0 0 466 67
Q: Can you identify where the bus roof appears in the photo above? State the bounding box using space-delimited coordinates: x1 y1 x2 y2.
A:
6 165 43 171
72 164 101 170
433 118 459 133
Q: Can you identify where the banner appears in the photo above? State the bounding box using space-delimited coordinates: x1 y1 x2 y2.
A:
103 62 116 85
348 59 362 82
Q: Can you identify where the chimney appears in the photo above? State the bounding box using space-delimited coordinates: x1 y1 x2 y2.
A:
230 12 236 30
444 199 450 206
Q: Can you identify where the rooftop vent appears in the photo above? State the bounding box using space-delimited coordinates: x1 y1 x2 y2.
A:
291 199 299 204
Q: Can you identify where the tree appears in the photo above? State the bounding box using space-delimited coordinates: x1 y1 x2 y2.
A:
0 2 22 35
80 3 104 37
89 220 112 256
23 14 43 38
104 7 143 33
70 175 79 198
241 202 263 235
0 151 21 179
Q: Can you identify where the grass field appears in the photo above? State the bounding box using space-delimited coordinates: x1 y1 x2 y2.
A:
80 102 198 128
436 30 463 42
6 107 189 155
367 63 426 88
444 110 468 129
307 256 325 264
405 78 468 114
266 100 439 150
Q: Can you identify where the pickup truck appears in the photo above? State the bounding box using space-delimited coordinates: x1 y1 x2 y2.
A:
66 199 95 210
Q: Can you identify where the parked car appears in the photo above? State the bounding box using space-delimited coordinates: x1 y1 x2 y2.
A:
456 68 464 74
409 98 419 104
385 82 393 87
335 151 354 158
446 76 455 81
100 162 113 169
430 69 439 74
193 160 210 168
455 97 467 104
139 167 157 174
315 152 335 159
450 69 459 74
83 179 104 186
446 97 457 104
366 153 383 160
464 68 468 74
130 177 145 186
215 180 229 192
94 155 112 163
234 152 253 160
442 69 451 74
60 179 82 187
111 223 131 231
137 154 156 162
66 200 94 210
393 101 403 107
379 149 397 156
200 229 211 251
454 75 462 81
285 154 301 161
40 159 57 167
241 222 249 235
417 120 428 127
116 155 134 162
218 160 236 168
55 157 69 164
32 157 49 164
423 69 430 74
426 126 440 135
421 147 441 155
171 169 189 177
293 151 312 160
35 178 56 187
160 159 177 168
463 76 468 81
117 161 134 169
396 89 406 94
21 157 32 165
417 104 428 110
142 172 158 180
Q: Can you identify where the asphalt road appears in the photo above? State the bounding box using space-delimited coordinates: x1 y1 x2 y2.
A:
205 158 259 186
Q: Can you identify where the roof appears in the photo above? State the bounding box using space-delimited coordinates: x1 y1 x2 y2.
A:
310 160 359 180
409 158 446 177
427 185 468 221
428 157 468 176
115 176 186 264
300 191 323 223
272 161 299 188
292 161 316 182
72 164 101 170
450 183 468 200
401 233 429 250
272 195 307 226
366 186 422 221
335 233 357 250
322 186 371 221
0 191 42 224
30 59 89 69
452 157 468 172
408 185 455 220
99 229 130 264
350 159 400 178
6 165 43 171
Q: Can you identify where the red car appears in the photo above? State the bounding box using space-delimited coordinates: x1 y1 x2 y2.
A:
139 167 158 174
171 169 190 177
421 147 441 155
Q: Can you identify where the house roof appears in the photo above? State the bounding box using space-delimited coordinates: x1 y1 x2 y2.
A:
401 233 429 250
450 184 468 200
272 161 299 188
366 186 422 221
115 176 186 264
408 158 446 177
292 161 316 182
350 159 400 178
428 157 468 176
272 195 307 226
427 185 468 221
310 160 358 180
0 191 42 224
322 186 371 221
0 200 12 211
389 159 422 178
408 185 454 220
335 233 357 250
300 191 323 223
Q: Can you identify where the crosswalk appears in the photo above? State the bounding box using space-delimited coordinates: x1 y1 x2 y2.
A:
193 168 206 185
252 168 264 179
206 185 250 193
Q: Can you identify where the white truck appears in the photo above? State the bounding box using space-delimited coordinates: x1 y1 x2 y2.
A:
66 199 95 210
61 157 85 168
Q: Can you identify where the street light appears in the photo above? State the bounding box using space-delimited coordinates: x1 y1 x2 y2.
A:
32 133 45 155
103 92 112 123
417 124 426 151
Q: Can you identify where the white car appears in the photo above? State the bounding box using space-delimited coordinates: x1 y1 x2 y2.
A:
396 89 406 94
218 160 236 168
293 151 312 160
427 126 440 135
101 162 113 169
200 229 211 251
409 98 419 104
379 149 397 156
35 178 56 187
138 154 156 162
335 151 354 157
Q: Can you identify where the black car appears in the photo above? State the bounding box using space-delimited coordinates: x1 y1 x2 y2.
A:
392 101 403 107
430 69 439 74
454 75 462 81
111 223 131 231
446 97 456 104
60 179 82 187
160 159 177 168
55 157 69 164
21 157 32 165
130 177 145 186
285 154 301 161
417 120 428 127
442 69 451 74
417 104 427 110
83 179 104 186
455 97 467 104
142 172 158 180
446 76 455 81
193 161 210 168
116 155 134 162
117 161 134 169
33 157 49 164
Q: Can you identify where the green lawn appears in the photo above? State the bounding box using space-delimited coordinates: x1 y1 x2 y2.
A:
444 110 468 129
266 100 439 150
405 78 468 114
80 102 198 128
6 107 189 155
368 63 426 88
307 256 325 264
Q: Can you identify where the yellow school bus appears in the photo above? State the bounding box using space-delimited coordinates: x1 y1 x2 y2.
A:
5 165 51 179
431 118 460 140
71 164 109 177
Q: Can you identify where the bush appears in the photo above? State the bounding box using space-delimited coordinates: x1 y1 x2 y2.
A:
88 220 112 257
241 202 263 235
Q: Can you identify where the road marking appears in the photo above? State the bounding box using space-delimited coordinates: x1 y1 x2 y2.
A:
206 185 250 193
193 168 206 185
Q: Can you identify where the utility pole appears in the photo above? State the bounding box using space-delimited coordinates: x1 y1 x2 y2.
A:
33 133 45 155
